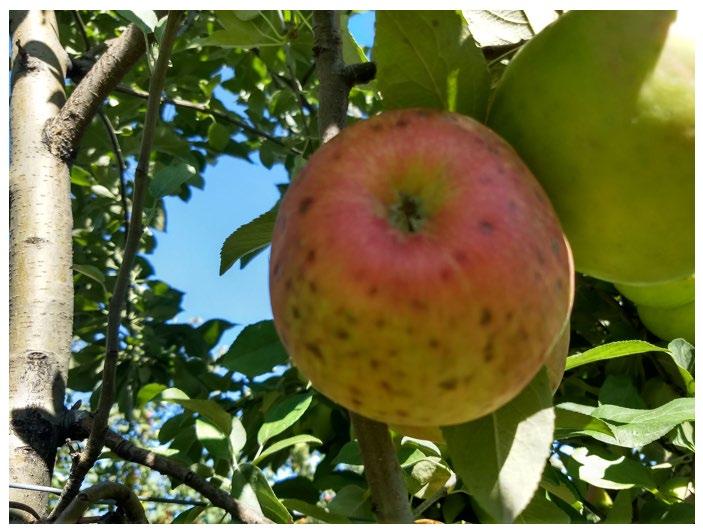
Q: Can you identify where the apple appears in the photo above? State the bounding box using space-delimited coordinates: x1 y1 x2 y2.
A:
487 11 694 285
393 322 571 444
270 109 574 427
637 301 694 344
616 275 694 309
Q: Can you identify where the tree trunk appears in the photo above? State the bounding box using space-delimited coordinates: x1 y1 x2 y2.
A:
9 10 73 521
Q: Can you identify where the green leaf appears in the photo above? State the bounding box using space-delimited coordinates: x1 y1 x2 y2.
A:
554 405 617 441
332 440 363 467
229 416 248 458
257 392 313 446
219 204 278 275
149 163 197 198
161 394 233 436
70 166 93 187
281 499 351 524
591 398 695 448
570 446 657 490
219 320 288 378
406 457 454 500
200 12 285 48
116 10 158 34
253 434 322 465
195 419 231 464
515 488 570 523
443 368 555 522
605 489 633 523
73 264 106 291
232 464 292 523
565 340 668 370
327 485 373 520
172 505 205 523
207 121 231 151
374 11 490 119
341 13 368 64
136 382 167 407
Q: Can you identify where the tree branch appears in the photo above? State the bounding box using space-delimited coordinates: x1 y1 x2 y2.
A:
54 482 147 524
311 10 411 523
48 12 183 520
66 414 271 523
43 21 146 161
113 84 302 155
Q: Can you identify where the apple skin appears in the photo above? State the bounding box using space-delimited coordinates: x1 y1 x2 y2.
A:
615 275 694 309
487 11 694 285
270 109 574 427
393 322 571 444
637 301 694 344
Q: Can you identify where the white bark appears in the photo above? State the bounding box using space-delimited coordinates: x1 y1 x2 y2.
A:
9 10 73 520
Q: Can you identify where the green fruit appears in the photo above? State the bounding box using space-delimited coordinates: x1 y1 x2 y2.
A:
270 109 574 427
392 322 571 443
488 11 694 284
616 275 694 308
637 301 694 343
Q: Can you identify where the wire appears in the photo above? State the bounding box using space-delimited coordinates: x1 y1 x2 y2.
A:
9 482 206 507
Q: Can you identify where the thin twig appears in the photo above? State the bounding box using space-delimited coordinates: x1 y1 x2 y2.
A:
311 10 411 523
96 110 129 233
48 12 183 520
55 482 147 524
114 84 302 155
72 11 90 50
9 501 41 522
66 414 271 523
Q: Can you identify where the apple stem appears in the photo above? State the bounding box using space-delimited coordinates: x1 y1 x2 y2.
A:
312 11 414 523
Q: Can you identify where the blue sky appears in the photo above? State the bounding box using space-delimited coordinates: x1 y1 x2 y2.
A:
149 12 375 348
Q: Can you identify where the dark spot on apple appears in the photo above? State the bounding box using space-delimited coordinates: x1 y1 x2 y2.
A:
453 250 468 264
440 267 452 281
483 340 495 362
335 328 349 340
388 348 399 358
414 109 431 118
291 306 301 319
299 196 314 214
411 299 428 311
380 380 392 392
518 326 529 340
431 19 439 27
555 278 564 291
505 310 514 322
375 318 386 328
463 374 474 384
479 220 494 233
272 260 282 277
396 409 409 418
344 311 358 324
405 325 414 335
535 248 545 265
507 199 518 212
370 359 380 369
351 397 363 406
308 280 317 293
370 122 383 131
285 278 293 291
480 308 493 326
551 238 561 256
306 249 316 264
367 285 378 296
397 117 409 128
439 378 458 390
305 342 324 361
428 338 440 349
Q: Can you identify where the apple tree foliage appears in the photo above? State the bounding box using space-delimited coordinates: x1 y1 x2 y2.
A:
55 10 693 523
